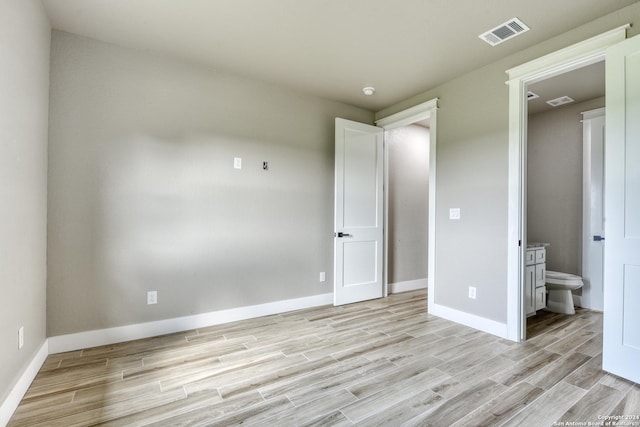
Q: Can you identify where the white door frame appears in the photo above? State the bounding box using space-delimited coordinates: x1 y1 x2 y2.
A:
375 98 439 308
505 25 629 341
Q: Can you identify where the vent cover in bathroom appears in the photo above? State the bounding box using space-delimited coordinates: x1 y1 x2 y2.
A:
546 96 575 107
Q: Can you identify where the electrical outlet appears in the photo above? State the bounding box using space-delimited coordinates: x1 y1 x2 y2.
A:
18 326 24 349
147 291 158 305
449 208 461 220
319 272 326 282
468 286 477 299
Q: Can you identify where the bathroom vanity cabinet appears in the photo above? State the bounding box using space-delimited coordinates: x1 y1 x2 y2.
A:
526 246 546 316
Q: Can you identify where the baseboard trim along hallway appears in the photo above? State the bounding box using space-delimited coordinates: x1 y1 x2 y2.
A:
429 302 508 339
0 341 48 427
48 292 334 354
389 278 428 294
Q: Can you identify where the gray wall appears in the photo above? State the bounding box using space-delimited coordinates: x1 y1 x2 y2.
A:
387 125 430 284
527 97 605 276
47 31 373 336
376 3 640 323
0 0 50 404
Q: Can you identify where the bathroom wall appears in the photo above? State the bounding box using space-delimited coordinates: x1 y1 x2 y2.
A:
527 97 605 275
47 31 373 337
387 124 430 286
0 0 50 409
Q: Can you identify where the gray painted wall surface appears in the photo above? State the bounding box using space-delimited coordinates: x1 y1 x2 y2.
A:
527 97 605 276
387 125 430 284
0 0 50 404
47 32 373 336
376 3 640 323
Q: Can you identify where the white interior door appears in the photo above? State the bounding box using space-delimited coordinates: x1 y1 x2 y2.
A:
581 109 605 311
602 34 640 384
334 118 384 305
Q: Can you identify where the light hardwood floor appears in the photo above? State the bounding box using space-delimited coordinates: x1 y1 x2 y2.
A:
9 290 640 426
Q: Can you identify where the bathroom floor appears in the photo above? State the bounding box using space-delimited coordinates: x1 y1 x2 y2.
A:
9 290 639 426
526 306 591 339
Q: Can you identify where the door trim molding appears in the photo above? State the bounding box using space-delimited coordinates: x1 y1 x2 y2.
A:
582 107 606 121
505 25 628 341
506 25 629 83
375 98 439 130
376 98 438 310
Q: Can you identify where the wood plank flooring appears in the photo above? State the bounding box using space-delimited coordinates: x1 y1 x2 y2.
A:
9 290 640 426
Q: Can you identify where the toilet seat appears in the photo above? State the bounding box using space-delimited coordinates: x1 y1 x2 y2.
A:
545 270 583 289
545 270 583 286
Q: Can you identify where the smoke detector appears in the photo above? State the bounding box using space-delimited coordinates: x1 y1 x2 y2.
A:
479 18 530 47
362 87 376 96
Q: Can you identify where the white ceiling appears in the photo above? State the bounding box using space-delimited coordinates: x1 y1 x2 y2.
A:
41 0 636 111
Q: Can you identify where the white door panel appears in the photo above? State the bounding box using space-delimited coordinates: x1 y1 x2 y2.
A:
334 118 384 305
622 265 640 349
582 109 605 310
343 129 379 227
603 34 640 384
343 241 378 286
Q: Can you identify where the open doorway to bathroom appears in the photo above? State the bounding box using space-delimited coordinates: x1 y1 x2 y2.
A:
524 60 605 337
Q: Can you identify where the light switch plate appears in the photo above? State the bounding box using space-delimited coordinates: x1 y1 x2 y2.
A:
18 326 24 349
234 157 242 169
449 208 461 220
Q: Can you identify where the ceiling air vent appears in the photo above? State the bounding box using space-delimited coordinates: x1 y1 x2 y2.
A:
546 96 574 107
479 18 530 47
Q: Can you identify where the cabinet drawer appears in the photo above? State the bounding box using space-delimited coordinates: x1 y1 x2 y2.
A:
526 250 536 266
535 249 546 263
525 265 535 316
535 263 546 286
535 286 546 311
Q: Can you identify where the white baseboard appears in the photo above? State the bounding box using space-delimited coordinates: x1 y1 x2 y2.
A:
389 278 428 294
48 293 333 354
429 302 508 339
0 340 48 427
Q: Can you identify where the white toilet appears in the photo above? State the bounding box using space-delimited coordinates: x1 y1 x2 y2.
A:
545 271 584 314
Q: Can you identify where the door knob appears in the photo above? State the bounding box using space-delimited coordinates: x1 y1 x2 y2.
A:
336 232 352 238
593 235 605 241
